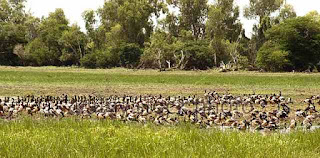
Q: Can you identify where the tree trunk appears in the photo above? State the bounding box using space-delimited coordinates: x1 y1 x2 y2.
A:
166 60 171 69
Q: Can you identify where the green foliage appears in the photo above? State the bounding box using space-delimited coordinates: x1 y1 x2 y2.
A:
256 41 290 71
237 55 250 69
141 30 174 69
206 0 242 42
209 38 237 67
244 0 286 63
277 4 297 23
25 38 51 66
119 43 143 68
25 9 88 66
266 16 320 71
80 52 97 69
167 0 208 39
35 8 69 66
0 0 317 72
80 48 121 69
244 0 284 19
82 10 106 51
0 0 28 65
98 0 166 46
59 24 87 65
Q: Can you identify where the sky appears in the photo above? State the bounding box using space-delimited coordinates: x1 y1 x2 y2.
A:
25 0 320 37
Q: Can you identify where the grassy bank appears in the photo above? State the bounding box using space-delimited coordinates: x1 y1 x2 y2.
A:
0 118 319 158
0 66 319 98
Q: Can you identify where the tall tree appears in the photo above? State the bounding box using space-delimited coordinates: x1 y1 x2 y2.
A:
82 10 106 51
244 0 284 19
59 24 87 65
167 0 208 40
98 0 167 46
206 0 242 66
206 0 241 42
244 0 284 51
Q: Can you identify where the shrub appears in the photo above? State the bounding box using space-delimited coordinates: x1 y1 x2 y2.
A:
119 43 142 68
25 39 51 66
80 53 97 68
256 41 290 72
81 48 121 69
237 55 249 69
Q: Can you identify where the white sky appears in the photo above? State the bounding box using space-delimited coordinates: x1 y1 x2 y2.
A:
26 0 320 37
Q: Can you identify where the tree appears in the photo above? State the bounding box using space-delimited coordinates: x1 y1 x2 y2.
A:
98 0 167 46
206 0 243 67
244 0 285 57
141 30 174 69
167 0 208 40
244 0 284 19
265 16 320 71
306 11 320 23
25 38 50 66
158 12 180 37
82 10 106 51
256 41 289 71
0 0 28 65
278 4 296 21
206 0 242 42
59 24 87 65
24 15 41 42
28 8 70 66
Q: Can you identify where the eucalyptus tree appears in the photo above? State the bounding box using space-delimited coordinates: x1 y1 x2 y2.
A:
98 0 167 47
244 0 284 52
166 0 208 40
206 0 243 67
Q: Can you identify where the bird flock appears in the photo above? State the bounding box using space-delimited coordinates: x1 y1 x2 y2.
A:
1 91 320 132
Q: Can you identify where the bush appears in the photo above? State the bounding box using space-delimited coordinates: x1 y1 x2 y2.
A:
81 48 121 69
119 43 142 68
80 53 97 68
256 41 290 72
139 50 158 69
237 55 249 69
25 39 52 66
95 50 119 68
0 52 20 66
183 40 213 70
60 51 80 66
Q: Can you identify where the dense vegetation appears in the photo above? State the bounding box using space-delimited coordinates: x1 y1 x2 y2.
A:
1 0 320 72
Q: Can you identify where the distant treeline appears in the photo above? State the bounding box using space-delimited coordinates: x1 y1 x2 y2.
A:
1 0 320 72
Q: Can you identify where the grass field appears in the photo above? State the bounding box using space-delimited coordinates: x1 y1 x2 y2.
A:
1 117 320 158
0 66 320 98
1 66 320 158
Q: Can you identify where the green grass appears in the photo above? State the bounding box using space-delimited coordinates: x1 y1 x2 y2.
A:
0 66 320 98
0 117 320 158
1 66 320 157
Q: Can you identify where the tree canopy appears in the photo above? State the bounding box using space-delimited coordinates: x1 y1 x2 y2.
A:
0 0 319 72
